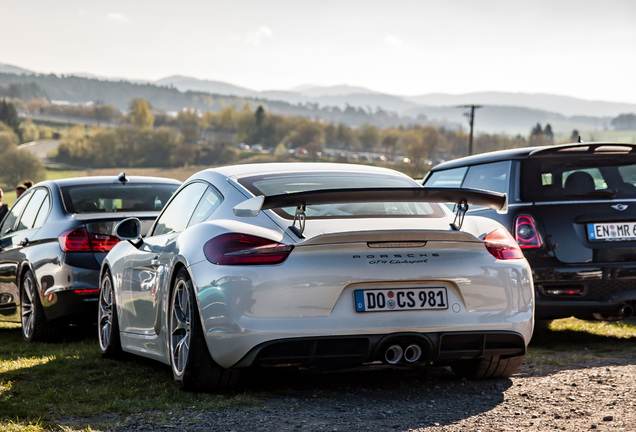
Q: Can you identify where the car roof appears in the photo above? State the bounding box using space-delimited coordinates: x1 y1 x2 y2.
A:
196 162 409 180
33 174 181 189
430 142 636 171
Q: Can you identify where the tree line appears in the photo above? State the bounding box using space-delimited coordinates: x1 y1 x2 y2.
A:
0 100 46 190
0 95 612 190
52 98 536 178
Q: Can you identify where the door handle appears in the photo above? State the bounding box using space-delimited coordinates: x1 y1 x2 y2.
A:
19 238 29 246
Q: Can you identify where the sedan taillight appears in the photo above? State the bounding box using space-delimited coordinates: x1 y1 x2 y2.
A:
484 228 524 260
514 215 542 249
204 233 294 265
58 228 120 252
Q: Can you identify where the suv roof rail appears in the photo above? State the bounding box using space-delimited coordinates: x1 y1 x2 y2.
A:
529 142 636 157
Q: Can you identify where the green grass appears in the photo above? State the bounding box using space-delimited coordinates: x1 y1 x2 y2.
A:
0 323 260 431
548 316 636 338
526 317 636 369
43 168 83 181
2 318 635 431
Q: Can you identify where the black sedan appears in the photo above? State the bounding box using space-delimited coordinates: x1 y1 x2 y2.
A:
0 173 180 342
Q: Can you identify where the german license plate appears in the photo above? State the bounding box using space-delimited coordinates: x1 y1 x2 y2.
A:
354 288 448 312
587 222 636 242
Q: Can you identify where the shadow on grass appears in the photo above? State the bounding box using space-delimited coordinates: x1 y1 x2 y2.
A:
0 323 510 431
0 325 232 427
518 318 636 378
1 319 634 431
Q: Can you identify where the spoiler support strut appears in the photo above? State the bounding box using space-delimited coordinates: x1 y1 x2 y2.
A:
291 205 307 238
451 200 469 231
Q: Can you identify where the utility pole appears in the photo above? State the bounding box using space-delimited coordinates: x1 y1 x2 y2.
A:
458 105 482 155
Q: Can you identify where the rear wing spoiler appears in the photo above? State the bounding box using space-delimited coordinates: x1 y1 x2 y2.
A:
233 187 507 235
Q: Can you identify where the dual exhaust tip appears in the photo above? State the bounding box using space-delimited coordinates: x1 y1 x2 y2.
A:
383 343 425 364
593 303 634 321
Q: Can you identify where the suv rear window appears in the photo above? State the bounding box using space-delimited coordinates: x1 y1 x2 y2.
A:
62 183 179 214
521 156 636 202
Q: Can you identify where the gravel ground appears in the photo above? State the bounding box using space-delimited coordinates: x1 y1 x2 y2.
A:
69 346 635 432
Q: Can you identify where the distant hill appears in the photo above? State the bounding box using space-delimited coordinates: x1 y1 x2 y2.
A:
292 84 379 97
0 71 412 128
2 63 636 135
407 92 636 118
403 104 615 135
155 75 256 97
0 63 34 75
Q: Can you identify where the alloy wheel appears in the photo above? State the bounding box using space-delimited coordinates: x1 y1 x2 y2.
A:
98 276 113 350
170 278 192 375
21 275 35 339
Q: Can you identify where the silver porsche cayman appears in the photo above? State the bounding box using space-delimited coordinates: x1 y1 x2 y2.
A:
98 163 534 392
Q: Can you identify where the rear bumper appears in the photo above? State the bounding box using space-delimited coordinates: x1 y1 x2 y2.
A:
41 290 98 322
39 260 100 322
533 264 636 319
234 331 527 368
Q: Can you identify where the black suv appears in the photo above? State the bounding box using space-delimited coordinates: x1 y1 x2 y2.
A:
422 142 636 322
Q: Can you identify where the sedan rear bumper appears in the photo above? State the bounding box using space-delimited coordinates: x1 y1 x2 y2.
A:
41 290 98 322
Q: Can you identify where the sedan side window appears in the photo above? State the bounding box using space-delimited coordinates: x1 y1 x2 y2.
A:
0 191 33 236
462 161 512 194
32 194 51 229
17 189 48 231
152 182 208 236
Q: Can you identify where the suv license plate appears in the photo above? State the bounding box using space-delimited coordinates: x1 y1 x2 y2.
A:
354 288 448 312
587 222 636 242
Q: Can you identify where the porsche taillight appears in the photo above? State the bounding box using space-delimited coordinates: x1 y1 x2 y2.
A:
514 215 542 249
58 228 120 252
204 233 294 265
484 227 524 260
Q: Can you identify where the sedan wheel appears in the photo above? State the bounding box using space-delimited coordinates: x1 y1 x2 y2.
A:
20 270 59 342
98 270 123 358
169 268 239 392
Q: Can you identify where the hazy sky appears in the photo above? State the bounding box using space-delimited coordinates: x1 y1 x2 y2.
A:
2 0 636 103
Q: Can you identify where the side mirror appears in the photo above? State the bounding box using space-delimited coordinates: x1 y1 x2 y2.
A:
115 218 141 241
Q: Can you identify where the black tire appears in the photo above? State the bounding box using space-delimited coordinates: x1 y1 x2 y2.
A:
451 354 525 379
533 319 553 335
20 269 60 342
98 270 124 358
169 268 239 392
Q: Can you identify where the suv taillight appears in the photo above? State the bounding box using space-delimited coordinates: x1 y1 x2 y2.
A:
58 228 120 252
204 233 294 265
484 228 524 260
514 215 542 249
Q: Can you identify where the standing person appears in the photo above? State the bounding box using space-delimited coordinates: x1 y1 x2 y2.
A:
0 188 8 222
23 180 34 189
16 184 27 198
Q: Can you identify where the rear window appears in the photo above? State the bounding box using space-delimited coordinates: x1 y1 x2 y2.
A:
521 156 636 202
424 167 467 188
425 162 512 194
239 173 443 219
61 183 179 214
